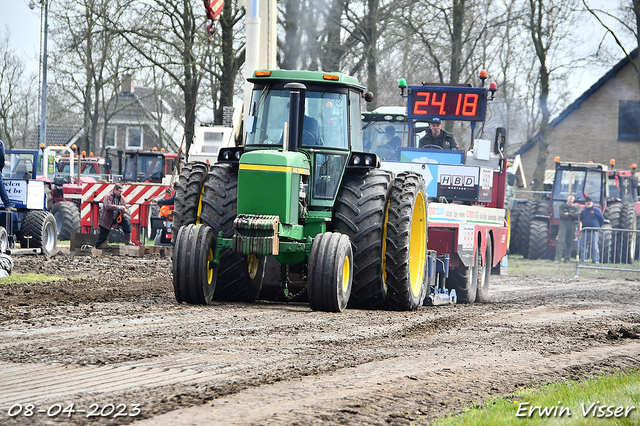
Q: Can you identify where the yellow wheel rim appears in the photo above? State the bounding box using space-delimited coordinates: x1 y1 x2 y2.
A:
342 254 350 293
247 254 259 279
409 191 427 297
382 203 390 286
195 184 205 225
207 247 214 284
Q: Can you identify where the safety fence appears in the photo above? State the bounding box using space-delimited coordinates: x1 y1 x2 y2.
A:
575 227 640 276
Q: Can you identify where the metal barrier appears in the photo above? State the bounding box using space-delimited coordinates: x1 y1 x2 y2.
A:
575 226 640 275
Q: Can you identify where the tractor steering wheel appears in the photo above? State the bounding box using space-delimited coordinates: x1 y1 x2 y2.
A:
421 144 443 150
302 129 320 146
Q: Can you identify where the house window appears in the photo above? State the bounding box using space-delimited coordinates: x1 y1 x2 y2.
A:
103 126 116 149
126 127 143 149
618 101 640 141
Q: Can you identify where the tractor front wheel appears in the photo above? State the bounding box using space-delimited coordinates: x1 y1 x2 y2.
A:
334 169 393 309
384 172 428 311
307 232 353 312
19 211 57 256
172 224 217 305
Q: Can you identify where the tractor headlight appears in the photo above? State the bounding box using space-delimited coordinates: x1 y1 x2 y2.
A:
364 155 375 166
352 155 361 165
347 151 378 170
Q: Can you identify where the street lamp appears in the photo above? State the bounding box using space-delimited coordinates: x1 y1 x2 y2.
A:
29 0 49 149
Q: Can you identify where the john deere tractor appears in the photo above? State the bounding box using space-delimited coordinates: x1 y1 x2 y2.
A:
172 70 428 312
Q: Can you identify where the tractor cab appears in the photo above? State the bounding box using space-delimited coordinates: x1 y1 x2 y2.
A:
122 150 180 184
361 107 408 160
550 161 608 222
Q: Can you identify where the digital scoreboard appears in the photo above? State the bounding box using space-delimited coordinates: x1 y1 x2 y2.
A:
407 86 487 122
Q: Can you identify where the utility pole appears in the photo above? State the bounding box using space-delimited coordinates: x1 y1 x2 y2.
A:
30 0 49 148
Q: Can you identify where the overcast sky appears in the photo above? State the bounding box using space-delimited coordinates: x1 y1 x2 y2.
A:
0 0 634 101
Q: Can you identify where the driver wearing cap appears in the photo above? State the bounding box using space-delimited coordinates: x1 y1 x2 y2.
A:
418 118 458 149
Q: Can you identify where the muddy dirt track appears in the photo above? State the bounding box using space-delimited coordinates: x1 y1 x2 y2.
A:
1 250 640 426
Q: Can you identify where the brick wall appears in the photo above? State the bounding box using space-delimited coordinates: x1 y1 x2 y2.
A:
521 62 640 184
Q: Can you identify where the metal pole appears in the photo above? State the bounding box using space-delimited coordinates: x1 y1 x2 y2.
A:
38 0 49 149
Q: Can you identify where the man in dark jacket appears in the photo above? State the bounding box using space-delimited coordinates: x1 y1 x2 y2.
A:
579 197 605 263
95 183 134 248
418 118 457 149
555 194 580 263
0 139 16 212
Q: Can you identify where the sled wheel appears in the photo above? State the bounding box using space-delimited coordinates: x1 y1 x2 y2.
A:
384 172 427 311
307 232 353 312
334 169 393 309
475 239 492 303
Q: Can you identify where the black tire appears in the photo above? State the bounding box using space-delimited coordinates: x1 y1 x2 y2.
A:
475 240 492 303
18 211 57 256
51 201 81 240
173 224 217 305
199 163 262 302
600 224 614 263
333 169 393 309
528 219 549 260
307 232 353 312
172 162 209 242
147 204 161 241
604 202 622 228
448 264 477 304
616 203 636 263
384 172 428 311
517 200 537 258
0 227 8 253
509 202 523 254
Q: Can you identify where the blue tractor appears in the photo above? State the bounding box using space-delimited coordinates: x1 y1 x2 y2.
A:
0 149 57 256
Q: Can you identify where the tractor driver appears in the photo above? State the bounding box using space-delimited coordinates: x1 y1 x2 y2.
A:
419 118 457 150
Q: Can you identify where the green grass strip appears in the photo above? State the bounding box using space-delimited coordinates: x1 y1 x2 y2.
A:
435 369 640 425
0 273 65 285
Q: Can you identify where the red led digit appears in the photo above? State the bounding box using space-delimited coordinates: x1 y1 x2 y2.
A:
413 92 430 115
431 92 447 115
462 94 478 116
455 93 462 115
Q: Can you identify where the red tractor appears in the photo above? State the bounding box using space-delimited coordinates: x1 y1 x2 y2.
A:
514 159 636 262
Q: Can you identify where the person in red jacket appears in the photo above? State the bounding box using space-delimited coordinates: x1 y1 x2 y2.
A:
96 183 134 248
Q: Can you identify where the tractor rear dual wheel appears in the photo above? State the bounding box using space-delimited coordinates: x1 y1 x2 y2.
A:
172 162 209 242
448 239 492 304
333 169 393 309
307 232 353 312
475 241 492 303
384 172 428 311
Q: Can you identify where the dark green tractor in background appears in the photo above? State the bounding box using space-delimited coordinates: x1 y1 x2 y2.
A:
172 70 428 312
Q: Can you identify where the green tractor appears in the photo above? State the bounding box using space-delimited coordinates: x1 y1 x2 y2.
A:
172 70 428 312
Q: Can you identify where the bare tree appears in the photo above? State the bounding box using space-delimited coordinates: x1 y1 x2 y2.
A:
53 0 132 154
525 0 580 191
107 0 212 156
0 30 32 149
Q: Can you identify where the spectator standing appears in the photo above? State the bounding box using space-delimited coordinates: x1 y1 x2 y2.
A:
555 194 580 263
579 197 605 263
